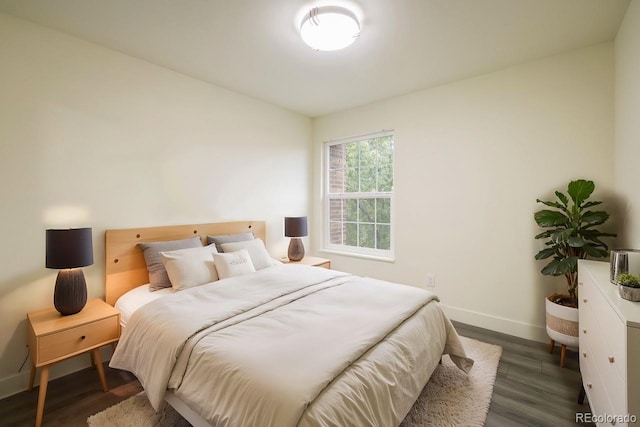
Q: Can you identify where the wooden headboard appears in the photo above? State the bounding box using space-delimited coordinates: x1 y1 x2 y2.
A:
105 221 266 306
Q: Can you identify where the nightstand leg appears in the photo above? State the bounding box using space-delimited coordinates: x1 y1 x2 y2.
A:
92 349 108 392
35 365 49 427
28 364 36 391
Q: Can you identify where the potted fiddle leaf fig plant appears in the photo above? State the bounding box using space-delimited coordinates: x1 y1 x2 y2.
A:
534 179 616 366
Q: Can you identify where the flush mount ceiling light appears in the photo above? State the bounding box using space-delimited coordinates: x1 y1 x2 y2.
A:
300 6 360 51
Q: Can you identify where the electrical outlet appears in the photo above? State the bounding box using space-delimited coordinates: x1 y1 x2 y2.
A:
426 274 435 287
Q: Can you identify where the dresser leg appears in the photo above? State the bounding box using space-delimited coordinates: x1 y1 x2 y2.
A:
560 344 567 368
548 339 555 353
35 365 50 427
578 384 586 404
92 349 109 392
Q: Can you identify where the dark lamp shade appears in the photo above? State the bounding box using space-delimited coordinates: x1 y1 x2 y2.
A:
284 217 308 237
46 228 94 269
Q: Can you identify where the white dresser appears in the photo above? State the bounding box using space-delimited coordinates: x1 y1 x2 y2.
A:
579 260 640 426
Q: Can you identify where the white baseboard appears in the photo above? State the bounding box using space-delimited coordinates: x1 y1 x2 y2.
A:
0 372 29 400
441 304 549 343
0 347 113 400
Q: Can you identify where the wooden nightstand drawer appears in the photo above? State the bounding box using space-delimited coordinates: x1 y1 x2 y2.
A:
37 315 119 365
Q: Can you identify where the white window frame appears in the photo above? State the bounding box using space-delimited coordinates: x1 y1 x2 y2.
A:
322 130 395 262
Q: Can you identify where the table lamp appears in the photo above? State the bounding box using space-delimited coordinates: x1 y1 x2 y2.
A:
46 228 94 315
284 217 308 262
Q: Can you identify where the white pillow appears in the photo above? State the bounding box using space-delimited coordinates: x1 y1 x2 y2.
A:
221 238 280 270
159 244 219 291
213 249 256 279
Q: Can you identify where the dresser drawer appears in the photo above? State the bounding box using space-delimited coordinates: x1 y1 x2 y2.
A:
604 371 628 423
578 261 640 427
579 332 592 386
580 352 605 416
589 332 628 417
580 280 626 379
580 353 623 426
579 300 595 350
37 316 119 365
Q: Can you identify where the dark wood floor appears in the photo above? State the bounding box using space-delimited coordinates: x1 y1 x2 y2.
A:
454 322 594 427
0 322 593 426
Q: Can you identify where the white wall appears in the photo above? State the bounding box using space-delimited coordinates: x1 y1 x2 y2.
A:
0 13 311 398
615 0 640 248
313 44 616 342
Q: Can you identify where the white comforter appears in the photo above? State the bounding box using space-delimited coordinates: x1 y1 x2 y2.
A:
110 265 471 427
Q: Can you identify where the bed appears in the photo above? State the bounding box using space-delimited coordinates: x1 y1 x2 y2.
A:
106 221 472 427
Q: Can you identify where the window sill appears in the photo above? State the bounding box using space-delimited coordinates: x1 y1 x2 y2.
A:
320 248 395 263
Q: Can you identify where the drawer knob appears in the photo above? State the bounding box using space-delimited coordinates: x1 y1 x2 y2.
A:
583 298 588 303
587 383 592 389
80 335 86 340
579 282 583 286
583 329 587 334
608 356 615 363
583 352 587 358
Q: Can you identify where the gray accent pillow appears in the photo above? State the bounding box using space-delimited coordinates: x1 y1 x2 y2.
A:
206 232 254 252
138 236 202 291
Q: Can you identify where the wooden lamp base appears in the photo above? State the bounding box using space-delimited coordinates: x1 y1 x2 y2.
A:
54 268 88 316
287 237 305 261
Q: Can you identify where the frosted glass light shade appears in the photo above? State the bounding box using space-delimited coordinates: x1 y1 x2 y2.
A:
300 6 360 51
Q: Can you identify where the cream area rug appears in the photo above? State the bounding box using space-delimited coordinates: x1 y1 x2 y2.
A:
88 337 501 427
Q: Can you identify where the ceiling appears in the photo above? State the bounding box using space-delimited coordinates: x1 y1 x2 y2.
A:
0 0 630 117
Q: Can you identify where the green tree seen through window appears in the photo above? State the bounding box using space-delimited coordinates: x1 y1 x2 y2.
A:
327 134 393 254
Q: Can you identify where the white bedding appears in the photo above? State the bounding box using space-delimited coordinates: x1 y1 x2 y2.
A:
110 265 471 427
114 284 173 328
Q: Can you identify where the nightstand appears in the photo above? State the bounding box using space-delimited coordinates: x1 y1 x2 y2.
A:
286 256 331 269
27 298 120 427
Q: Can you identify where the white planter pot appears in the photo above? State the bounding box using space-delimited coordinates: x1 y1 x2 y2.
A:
545 295 579 348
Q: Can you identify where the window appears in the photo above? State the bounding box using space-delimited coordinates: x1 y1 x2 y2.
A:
324 131 394 259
